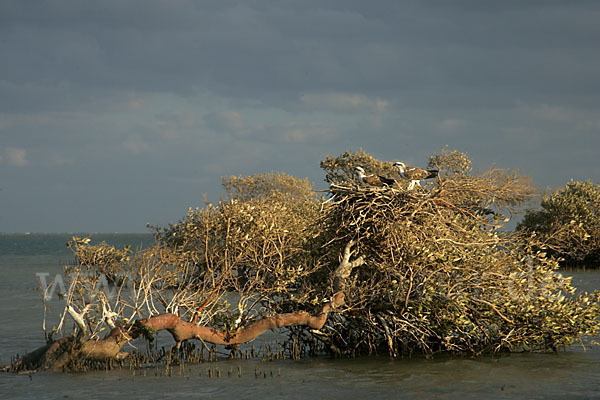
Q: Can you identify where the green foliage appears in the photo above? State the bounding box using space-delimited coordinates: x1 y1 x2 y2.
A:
57 150 599 359
315 184 599 355
518 180 600 266
222 171 317 202
67 236 131 279
427 146 472 178
320 148 397 184
133 320 157 342
148 171 323 323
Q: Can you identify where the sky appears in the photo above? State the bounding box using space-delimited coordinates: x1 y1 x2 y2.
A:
1 1 599 233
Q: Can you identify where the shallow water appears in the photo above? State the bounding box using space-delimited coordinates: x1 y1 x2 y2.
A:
1 234 600 399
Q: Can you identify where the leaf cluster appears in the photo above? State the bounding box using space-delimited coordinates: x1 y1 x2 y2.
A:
518 180 600 266
222 171 317 202
320 148 398 185
68 237 131 279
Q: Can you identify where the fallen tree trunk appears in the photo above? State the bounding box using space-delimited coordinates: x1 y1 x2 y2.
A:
3 241 361 373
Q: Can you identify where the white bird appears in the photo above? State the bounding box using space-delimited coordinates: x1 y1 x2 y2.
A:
354 166 397 187
393 161 438 190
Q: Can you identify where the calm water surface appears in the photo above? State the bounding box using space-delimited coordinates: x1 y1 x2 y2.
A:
1 234 600 399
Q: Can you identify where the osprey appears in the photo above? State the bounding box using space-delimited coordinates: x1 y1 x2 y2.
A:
354 166 397 187
393 161 438 190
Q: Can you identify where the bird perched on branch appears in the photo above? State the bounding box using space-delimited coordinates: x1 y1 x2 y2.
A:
393 161 438 190
354 166 397 187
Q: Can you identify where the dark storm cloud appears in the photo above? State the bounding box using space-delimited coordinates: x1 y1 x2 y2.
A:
2 1 597 105
1 1 599 232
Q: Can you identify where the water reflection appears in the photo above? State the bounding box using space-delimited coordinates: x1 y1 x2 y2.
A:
3 351 599 400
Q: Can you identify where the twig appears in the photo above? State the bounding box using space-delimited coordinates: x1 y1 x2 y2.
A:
472 298 514 324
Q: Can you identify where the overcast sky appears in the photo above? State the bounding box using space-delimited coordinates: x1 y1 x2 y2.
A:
1 1 599 233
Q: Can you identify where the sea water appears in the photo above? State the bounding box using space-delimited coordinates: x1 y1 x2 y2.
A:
1 234 600 399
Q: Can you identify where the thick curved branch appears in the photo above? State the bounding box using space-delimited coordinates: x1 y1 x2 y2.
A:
138 308 332 345
6 241 364 371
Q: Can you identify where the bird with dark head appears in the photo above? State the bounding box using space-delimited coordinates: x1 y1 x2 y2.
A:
393 161 438 190
354 166 397 187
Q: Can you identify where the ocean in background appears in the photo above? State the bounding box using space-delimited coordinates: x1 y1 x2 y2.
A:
0 232 154 261
1 233 600 399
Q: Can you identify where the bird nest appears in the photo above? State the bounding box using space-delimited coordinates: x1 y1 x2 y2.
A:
321 182 481 255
